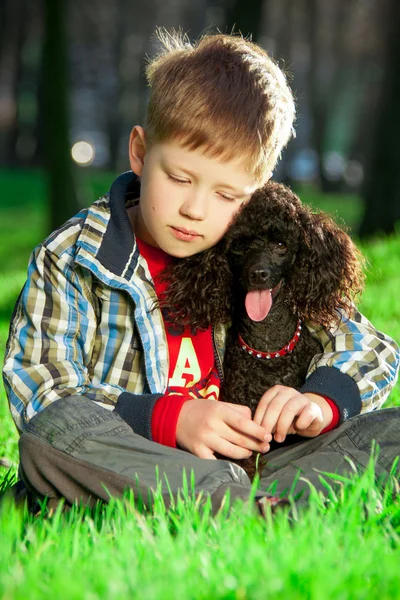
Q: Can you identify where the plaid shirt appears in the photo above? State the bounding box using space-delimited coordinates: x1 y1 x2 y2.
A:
3 171 400 437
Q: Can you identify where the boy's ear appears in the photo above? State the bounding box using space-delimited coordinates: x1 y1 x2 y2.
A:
129 126 147 176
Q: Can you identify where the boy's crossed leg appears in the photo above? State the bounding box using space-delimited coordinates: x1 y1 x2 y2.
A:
17 397 400 516
17 396 282 516
259 407 400 506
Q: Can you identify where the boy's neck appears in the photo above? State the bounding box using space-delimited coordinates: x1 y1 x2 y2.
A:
127 203 160 250
126 205 137 235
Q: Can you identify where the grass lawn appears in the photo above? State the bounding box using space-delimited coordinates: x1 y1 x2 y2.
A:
0 168 399 599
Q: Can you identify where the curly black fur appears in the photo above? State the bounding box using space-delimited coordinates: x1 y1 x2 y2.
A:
158 181 365 479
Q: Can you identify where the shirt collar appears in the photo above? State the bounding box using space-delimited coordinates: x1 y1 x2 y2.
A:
75 171 142 280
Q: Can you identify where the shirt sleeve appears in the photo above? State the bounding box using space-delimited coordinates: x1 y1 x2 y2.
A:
299 308 400 427
2 243 162 437
151 394 191 447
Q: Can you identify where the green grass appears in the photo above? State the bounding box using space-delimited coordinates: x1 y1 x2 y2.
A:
0 169 399 599
1 450 400 599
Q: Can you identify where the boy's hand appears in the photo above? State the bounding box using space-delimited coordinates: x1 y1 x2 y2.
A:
176 399 272 459
253 386 333 444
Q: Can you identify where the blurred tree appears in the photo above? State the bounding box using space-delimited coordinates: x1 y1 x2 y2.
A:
267 0 296 185
106 3 125 172
306 0 359 192
41 0 78 230
225 0 265 41
2 0 26 166
359 0 400 237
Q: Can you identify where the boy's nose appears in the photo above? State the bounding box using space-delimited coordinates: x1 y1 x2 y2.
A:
179 191 207 220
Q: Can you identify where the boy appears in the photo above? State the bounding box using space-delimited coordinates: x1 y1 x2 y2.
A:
3 30 400 516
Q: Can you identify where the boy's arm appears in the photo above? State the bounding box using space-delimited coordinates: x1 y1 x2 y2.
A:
299 309 400 427
2 243 163 436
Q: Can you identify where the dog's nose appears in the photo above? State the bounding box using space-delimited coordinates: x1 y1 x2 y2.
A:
249 268 269 285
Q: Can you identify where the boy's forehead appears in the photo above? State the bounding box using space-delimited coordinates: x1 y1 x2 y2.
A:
154 139 262 191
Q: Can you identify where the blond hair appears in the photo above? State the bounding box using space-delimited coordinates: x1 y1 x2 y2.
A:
144 28 296 180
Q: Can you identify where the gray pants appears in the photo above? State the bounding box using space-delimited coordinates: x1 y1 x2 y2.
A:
17 397 400 515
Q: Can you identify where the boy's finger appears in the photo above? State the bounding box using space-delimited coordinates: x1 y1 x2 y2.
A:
294 404 323 433
224 403 252 419
222 422 271 452
254 385 289 425
273 400 308 441
253 387 280 424
226 409 271 442
213 437 255 460
196 448 217 459
259 397 290 434
293 409 315 431
253 403 268 426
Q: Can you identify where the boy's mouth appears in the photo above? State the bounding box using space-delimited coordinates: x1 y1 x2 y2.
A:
170 226 202 241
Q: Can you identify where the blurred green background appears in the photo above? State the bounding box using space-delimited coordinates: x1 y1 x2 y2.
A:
1 0 399 240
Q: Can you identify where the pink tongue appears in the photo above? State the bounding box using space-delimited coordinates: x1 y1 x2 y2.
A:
245 290 272 322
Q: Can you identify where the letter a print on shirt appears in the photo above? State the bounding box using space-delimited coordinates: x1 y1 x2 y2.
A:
169 338 201 387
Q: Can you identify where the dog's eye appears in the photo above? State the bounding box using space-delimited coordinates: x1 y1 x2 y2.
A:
274 241 288 253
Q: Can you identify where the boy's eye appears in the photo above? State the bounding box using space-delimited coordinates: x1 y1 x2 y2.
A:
168 174 188 184
218 192 236 202
167 174 237 202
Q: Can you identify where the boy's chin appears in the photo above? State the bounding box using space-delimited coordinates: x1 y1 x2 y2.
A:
167 244 210 259
168 249 202 259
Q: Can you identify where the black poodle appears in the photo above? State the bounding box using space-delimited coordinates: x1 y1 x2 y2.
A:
158 181 365 479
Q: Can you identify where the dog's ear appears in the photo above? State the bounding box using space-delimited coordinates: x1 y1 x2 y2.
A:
286 210 365 327
157 242 233 331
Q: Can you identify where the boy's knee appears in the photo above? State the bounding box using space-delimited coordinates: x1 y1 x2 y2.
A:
23 396 117 444
19 431 60 501
18 397 101 499
18 431 100 508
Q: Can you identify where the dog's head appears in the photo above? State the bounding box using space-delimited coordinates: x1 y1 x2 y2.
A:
158 182 365 330
225 182 365 327
222 184 305 322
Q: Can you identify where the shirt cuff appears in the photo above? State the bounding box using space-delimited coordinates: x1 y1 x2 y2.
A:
113 391 162 440
319 396 340 434
299 365 361 426
151 394 191 447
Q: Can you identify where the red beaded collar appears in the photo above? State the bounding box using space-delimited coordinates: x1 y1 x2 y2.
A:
238 319 302 359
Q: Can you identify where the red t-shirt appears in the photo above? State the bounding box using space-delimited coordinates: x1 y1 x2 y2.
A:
136 238 339 448
136 238 221 447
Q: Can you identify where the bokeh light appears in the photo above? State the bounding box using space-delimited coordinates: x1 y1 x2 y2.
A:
71 141 95 166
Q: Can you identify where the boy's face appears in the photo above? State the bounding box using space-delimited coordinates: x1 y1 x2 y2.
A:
128 126 264 258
